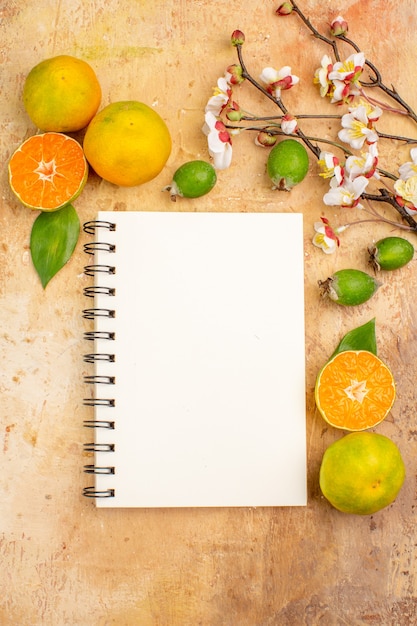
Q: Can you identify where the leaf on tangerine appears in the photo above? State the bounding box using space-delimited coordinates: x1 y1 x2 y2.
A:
30 204 80 288
330 318 377 359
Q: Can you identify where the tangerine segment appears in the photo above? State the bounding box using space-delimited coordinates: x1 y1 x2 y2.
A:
315 350 396 431
8 132 88 211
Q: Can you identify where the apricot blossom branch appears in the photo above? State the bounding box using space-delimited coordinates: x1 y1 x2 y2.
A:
233 37 321 159
288 0 417 123
202 2 417 241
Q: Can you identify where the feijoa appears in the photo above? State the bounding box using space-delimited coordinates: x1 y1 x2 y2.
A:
368 236 414 271
266 139 309 191
318 269 380 306
163 160 217 201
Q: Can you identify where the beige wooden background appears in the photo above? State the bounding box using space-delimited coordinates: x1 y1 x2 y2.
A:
1 1 417 624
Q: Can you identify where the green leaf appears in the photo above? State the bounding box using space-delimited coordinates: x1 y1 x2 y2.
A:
30 204 80 288
330 318 377 359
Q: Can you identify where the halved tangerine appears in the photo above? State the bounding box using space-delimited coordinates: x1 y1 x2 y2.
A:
8 132 88 211
315 350 396 431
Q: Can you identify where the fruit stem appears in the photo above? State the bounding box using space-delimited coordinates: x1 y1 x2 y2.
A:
161 184 178 202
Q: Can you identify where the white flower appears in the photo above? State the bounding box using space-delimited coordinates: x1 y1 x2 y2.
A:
338 105 379 150
328 52 365 82
318 151 344 187
202 111 233 170
345 143 380 180
323 176 369 208
349 99 382 122
205 76 232 116
327 52 365 103
312 221 338 254
394 174 417 208
398 147 417 181
312 217 349 254
313 54 333 98
330 79 360 104
259 66 299 99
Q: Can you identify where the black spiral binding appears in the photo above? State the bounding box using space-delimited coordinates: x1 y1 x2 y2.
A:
83 442 115 452
84 331 115 341
84 353 115 364
84 375 115 385
84 286 116 297
84 264 116 277
84 464 115 475
83 219 117 498
84 220 116 234
84 419 115 429
84 242 116 255
83 486 115 498
83 308 116 320
84 398 115 407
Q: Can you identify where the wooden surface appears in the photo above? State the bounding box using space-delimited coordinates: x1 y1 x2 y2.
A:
2 1 417 624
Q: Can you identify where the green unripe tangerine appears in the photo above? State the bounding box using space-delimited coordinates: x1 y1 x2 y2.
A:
164 160 217 200
266 139 309 191
318 268 380 306
319 432 405 515
369 236 414 271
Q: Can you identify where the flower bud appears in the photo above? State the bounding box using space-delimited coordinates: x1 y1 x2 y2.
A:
276 2 293 15
330 15 348 36
281 114 298 135
255 131 278 148
231 30 245 46
226 107 243 122
226 64 244 85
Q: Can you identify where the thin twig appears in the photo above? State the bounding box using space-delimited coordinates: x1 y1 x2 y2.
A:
240 113 342 122
289 0 341 62
362 189 417 231
225 123 351 155
235 42 321 158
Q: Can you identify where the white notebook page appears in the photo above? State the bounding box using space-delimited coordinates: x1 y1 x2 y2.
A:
86 211 307 508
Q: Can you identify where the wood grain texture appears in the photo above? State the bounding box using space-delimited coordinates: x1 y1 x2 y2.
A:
1 1 417 624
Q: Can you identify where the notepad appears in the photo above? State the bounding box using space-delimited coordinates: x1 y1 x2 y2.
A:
82 211 306 508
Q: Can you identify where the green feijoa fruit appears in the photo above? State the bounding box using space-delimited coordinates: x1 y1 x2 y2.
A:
163 160 217 201
266 139 309 191
318 269 380 306
368 236 414 271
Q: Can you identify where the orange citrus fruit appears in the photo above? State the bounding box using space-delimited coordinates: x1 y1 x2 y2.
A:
319 432 405 515
83 101 172 187
315 350 395 431
23 55 101 132
8 132 88 211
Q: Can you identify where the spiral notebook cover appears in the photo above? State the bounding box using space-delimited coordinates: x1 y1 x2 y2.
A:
83 211 307 508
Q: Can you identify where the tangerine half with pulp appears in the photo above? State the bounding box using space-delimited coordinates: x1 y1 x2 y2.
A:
315 350 396 431
8 132 88 212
